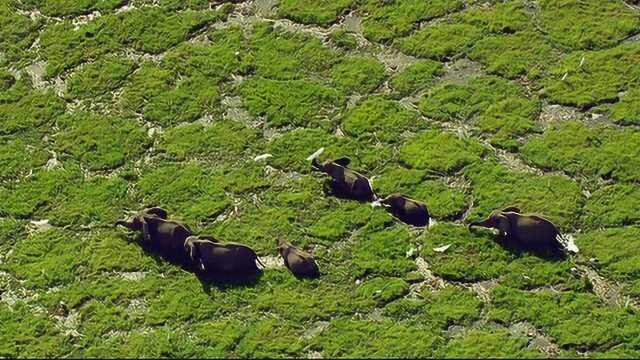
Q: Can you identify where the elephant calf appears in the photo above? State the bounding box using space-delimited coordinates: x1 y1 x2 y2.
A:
311 157 376 202
184 236 264 276
277 240 320 279
116 207 192 261
468 207 564 256
374 193 430 227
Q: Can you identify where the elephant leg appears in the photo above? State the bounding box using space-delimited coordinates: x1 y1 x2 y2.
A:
141 218 151 243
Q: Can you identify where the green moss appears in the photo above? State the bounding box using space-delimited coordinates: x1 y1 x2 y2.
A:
311 318 444 358
55 112 150 171
249 22 339 80
157 120 262 162
464 162 583 229
39 6 230 77
240 77 344 127
488 286 640 350
137 163 231 224
361 0 464 42
395 23 482 61
540 43 640 108
0 303 68 358
469 31 557 79
390 60 444 97
521 121 640 183
329 29 358 50
440 328 541 358
144 75 220 127
330 56 386 94
120 63 175 114
341 96 420 142
0 137 48 181
266 127 393 173
0 3 41 66
419 76 541 150
374 166 468 220
356 277 409 306
352 225 417 277
539 0 640 50
66 56 135 100
611 88 640 125
399 129 486 174
582 184 640 228
0 89 65 135
453 0 532 34
277 0 354 26
20 0 126 17
577 227 640 297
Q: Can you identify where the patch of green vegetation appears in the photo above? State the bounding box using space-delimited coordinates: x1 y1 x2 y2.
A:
0 69 15 90
0 303 68 358
539 0 640 50
0 3 41 66
310 318 444 358
266 127 393 173
277 0 354 26
144 75 220 127
390 60 444 97
249 22 339 80
357 277 409 306
0 218 25 254
0 89 65 135
399 129 486 174
488 286 640 350
419 76 541 150
611 88 640 125
55 112 150 171
234 318 306 358
120 63 175 114
395 23 482 61
341 96 420 142
329 29 358 50
162 26 252 82
464 162 583 229
85 229 158 273
521 121 640 183
66 56 135 100
469 31 557 79
540 43 640 108
351 225 417 277
360 0 464 42
453 0 532 34
582 184 640 228
0 137 48 181
374 166 468 220
240 77 344 127
577 227 640 297
39 6 230 77
137 163 231 224
440 328 541 358
308 201 376 243
21 0 126 17
157 120 262 162
330 56 386 94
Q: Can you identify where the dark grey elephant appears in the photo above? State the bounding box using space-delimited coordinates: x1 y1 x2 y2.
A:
311 157 376 202
277 240 320 279
184 236 264 276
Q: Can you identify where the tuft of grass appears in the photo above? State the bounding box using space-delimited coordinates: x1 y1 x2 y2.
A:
66 56 135 100
582 184 640 229
611 88 640 125
390 60 444 97
0 137 49 181
395 23 482 61
0 88 65 135
329 29 358 50
19 0 126 17
440 328 541 358
0 3 42 66
341 96 421 143
356 277 409 306
277 0 354 26
330 56 386 94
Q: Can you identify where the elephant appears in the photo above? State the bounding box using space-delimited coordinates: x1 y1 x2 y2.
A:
311 157 376 202
468 207 565 257
184 236 264 276
277 240 320 279
374 193 430 227
116 207 192 261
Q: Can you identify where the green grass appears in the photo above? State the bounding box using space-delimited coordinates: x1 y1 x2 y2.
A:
390 60 444 97
330 56 386 94
277 0 354 26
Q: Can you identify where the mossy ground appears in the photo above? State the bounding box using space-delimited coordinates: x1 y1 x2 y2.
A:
1 0 639 358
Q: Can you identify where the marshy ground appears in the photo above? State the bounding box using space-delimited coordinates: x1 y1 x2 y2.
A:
1 0 640 357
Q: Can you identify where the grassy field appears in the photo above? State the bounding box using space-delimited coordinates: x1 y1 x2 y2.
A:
1 0 640 357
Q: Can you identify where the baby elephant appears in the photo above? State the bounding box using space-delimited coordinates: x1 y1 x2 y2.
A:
311 157 376 202
374 193 430 227
116 207 191 261
184 236 264 276
277 240 320 279
468 207 564 256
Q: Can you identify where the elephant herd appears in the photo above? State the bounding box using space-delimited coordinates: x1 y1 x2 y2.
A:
116 151 572 282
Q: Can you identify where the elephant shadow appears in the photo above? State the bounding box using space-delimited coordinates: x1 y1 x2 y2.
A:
119 233 263 290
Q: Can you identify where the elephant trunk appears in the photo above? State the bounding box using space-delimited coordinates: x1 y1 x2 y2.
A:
310 158 322 171
468 221 483 229
115 220 134 229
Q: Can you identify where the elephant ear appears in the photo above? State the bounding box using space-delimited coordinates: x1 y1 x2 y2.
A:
333 157 351 167
496 214 512 237
502 206 521 213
